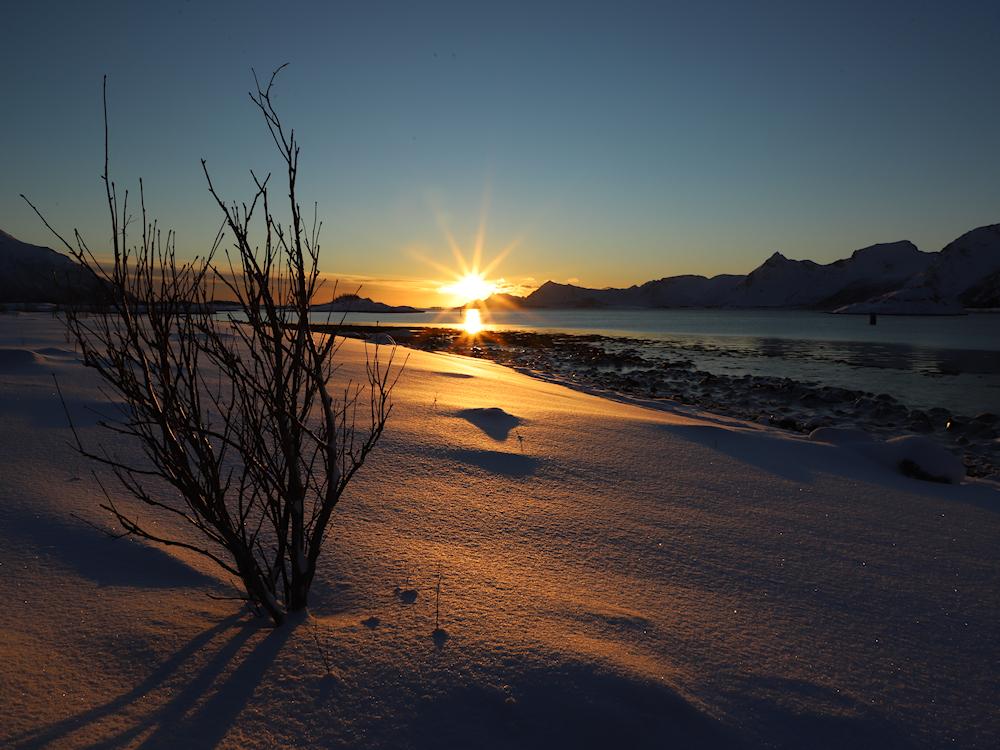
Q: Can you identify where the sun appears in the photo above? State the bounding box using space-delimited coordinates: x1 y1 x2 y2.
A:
409 188 522 309
439 272 497 306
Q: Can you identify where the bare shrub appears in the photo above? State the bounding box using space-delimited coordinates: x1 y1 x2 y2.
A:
23 67 401 625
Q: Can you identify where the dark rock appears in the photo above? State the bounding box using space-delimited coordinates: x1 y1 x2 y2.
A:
908 411 933 433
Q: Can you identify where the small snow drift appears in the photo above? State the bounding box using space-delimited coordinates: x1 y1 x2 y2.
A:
411 657 736 750
3 507 215 589
0 348 45 371
661 422 817 482
34 347 79 359
877 435 966 484
808 427 876 445
810 428 966 484
455 407 523 441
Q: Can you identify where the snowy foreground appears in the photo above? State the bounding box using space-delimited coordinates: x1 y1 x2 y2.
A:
1 314 997 749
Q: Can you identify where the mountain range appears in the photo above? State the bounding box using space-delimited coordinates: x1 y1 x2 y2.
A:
2 224 999 313
483 223 1000 314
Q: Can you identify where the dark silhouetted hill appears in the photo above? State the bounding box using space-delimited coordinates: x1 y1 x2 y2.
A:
0 230 105 305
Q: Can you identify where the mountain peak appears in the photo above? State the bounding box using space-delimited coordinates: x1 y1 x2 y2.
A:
847 240 919 260
0 228 105 304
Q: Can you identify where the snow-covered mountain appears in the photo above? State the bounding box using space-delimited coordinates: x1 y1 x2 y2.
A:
513 274 743 309
494 227 999 313
0 229 104 304
727 241 933 308
836 224 1000 314
917 224 1000 305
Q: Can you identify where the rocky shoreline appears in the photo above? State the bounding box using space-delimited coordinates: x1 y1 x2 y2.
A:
318 324 999 480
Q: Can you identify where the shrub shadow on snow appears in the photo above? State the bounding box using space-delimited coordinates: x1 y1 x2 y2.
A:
135 617 296 749
410 659 740 750
434 371 475 379
9 613 292 750
308 580 366 616
1 508 215 589
443 448 539 477
454 407 523 441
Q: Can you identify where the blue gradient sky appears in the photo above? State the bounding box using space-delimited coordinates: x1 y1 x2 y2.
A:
3 1 999 305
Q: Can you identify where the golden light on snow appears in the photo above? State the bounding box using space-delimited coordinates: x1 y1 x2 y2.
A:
462 307 484 335
440 273 498 306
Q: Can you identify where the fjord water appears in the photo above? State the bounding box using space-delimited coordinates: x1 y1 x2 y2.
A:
322 309 999 416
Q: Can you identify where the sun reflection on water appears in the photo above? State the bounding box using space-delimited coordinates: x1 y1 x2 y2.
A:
462 308 484 336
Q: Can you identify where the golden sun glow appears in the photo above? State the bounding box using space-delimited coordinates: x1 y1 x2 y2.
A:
440 273 497 306
462 308 484 335
409 188 528 324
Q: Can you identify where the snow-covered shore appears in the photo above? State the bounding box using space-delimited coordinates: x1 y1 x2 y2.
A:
1 313 998 749
330 325 999 480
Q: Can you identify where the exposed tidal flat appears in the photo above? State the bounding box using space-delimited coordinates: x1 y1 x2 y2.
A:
317 310 1000 479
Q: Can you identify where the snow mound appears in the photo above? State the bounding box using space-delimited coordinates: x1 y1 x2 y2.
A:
35 347 78 358
4 506 214 588
811 428 966 483
808 427 875 445
455 407 523 441
0 348 45 371
412 657 735 750
869 435 966 484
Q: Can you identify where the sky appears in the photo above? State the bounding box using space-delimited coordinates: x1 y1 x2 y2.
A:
2 0 1000 306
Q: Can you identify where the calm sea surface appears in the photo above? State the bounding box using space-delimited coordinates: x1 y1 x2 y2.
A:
319 309 999 416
